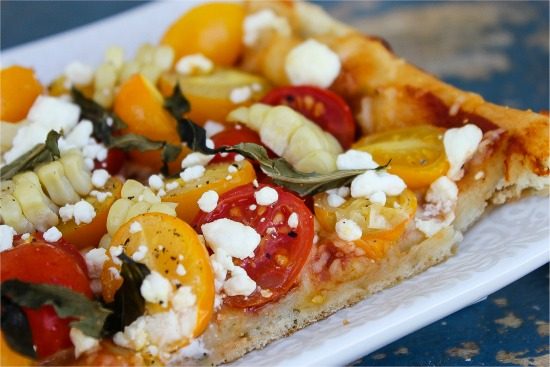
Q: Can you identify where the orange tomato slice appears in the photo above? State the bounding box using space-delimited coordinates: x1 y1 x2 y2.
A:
314 189 417 261
1 65 43 122
0 332 34 366
162 160 256 224
353 125 449 189
57 178 122 249
160 3 245 66
113 74 184 173
101 213 214 341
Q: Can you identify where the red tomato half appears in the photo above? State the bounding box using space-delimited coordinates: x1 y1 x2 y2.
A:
210 126 264 163
1 237 93 358
94 148 126 175
261 85 356 149
193 184 314 308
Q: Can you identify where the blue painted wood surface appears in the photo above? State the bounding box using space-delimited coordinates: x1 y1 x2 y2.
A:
1 1 548 365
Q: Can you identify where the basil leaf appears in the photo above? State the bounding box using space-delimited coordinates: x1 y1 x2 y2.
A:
164 86 379 197
0 130 61 180
71 88 126 144
1 279 111 338
1 296 36 359
102 253 150 336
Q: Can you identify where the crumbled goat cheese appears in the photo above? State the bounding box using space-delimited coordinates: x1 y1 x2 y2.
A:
369 191 387 205
91 169 110 188
202 218 261 259
89 190 112 203
181 152 213 168
234 154 245 162
415 176 459 237
335 219 362 242
444 124 483 180
43 226 62 242
351 170 406 200
197 190 219 213
243 9 291 46
60 119 94 150
165 181 179 191
327 193 346 207
70 328 99 358
285 39 341 88
140 271 173 307
175 53 213 76
227 165 238 173
223 267 257 296
254 186 279 206
0 225 16 252
85 248 108 278
336 150 379 170
172 286 196 312
4 96 80 163
203 120 225 138
148 175 164 191
130 221 143 234
131 245 148 262
229 86 252 104
176 264 187 276
249 204 257 211
65 61 94 86
21 233 30 241
180 165 205 181
73 199 96 225
176 338 209 359
288 213 299 228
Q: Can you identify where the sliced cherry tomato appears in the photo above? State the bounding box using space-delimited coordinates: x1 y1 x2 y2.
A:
210 126 265 163
261 86 356 149
352 125 449 189
160 3 245 66
1 238 92 358
0 65 43 122
314 189 417 261
101 213 214 349
193 184 314 308
162 160 256 224
94 149 126 175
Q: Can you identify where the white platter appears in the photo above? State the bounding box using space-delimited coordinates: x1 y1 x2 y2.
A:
2 2 549 366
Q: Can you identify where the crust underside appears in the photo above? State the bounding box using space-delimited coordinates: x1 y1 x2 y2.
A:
171 2 549 365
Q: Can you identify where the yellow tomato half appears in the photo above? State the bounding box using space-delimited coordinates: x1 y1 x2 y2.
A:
314 189 417 261
101 213 214 341
0 332 34 366
163 160 256 224
160 3 245 66
353 125 449 189
0 65 43 122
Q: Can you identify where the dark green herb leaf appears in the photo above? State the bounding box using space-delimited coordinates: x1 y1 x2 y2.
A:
164 85 191 118
102 254 150 336
0 130 61 180
1 296 36 359
71 88 126 144
1 279 111 338
164 86 377 196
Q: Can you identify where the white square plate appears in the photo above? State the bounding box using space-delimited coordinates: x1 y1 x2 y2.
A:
3 2 548 365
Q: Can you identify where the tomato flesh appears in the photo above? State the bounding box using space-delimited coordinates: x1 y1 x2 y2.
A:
94 148 126 175
1 238 92 358
193 184 314 308
261 86 356 149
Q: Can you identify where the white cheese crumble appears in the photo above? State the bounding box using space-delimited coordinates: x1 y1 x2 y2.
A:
165 181 179 191
21 233 30 241
140 271 173 307
203 120 225 138
234 154 245 162
201 218 261 259
227 164 238 174
285 39 341 88
175 53 214 76
336 150 379 170
91 169 110 189
131 245 148 262
351 170 406 201
65 62 94 86
180 165 205 181
181 152 213 168
243 9 291 46
254 186 279 206
229 86 252 104
85 248 108 279
327 193 346 207
176 264 186 276
0 225 16 252
176 338 209 359
43 226 62 242
171 286 196 312
73 199 96 225
70 328 99 358
335 219 362 242
249 204 257 211
415 176 459 237
369 191 387 206
129 221 143 234
443 124 483 181
148 175 164 191
197 190 219 213
223 266 257 296
287 213 299 228
89 190 112 203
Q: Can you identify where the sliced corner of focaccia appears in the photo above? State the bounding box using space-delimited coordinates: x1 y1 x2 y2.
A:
171 2 549 365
